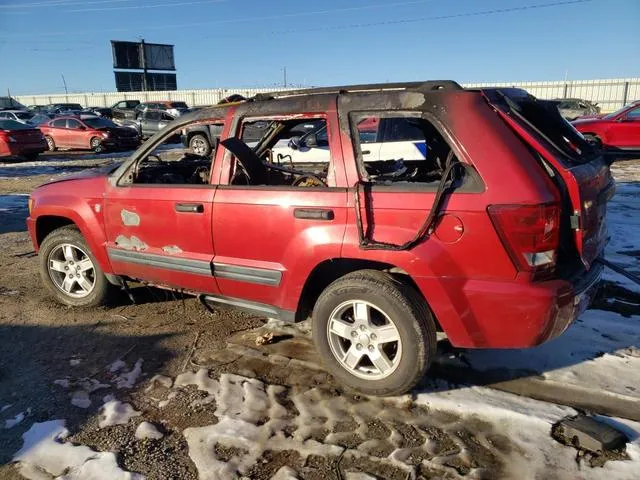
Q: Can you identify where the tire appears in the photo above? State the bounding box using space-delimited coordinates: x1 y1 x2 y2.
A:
39 226 115 307
312 270 436 396
23 153 39 162
189 134 212 156
583 134 603 149
45 136 56 152
90 137 104 153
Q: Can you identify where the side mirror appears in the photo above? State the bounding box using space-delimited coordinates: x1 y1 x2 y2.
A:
618 117 630 122
303 133 318 148
78 126 86 130
288 136 301 150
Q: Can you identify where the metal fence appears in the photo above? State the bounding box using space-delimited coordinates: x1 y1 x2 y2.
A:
12 78 640 112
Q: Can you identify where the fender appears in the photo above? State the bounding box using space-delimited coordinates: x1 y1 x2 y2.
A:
32 195 113 275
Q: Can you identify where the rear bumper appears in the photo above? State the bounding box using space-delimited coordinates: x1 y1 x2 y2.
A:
416 264 603 348
6 141 47 155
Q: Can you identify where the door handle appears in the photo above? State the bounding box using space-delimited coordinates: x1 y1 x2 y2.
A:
175 203 204 213
294 208 334 220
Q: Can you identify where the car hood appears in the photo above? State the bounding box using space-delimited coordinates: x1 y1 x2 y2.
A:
571 117 604 126
37 165 115 188
573 114 606 121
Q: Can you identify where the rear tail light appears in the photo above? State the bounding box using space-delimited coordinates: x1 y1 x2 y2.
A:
488 203 560 274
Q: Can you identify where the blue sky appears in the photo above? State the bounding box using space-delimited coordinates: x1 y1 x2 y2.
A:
0 0 638 95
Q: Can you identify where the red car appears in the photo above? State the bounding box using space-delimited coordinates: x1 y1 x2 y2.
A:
40 115 140 153
572 100 640 151
0 119 47 161
27 83 612 396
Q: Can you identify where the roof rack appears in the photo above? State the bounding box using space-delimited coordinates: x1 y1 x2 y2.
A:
252 80 462 101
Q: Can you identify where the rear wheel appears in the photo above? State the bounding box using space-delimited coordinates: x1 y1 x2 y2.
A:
90 136 104 153
39 226 115 307
189 134 211 156
312 270 436 396
45 136 56 151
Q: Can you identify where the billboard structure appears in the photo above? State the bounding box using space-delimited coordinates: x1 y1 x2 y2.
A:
111 40 176 92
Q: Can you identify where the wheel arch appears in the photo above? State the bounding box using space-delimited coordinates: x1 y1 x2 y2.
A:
295 258 441 330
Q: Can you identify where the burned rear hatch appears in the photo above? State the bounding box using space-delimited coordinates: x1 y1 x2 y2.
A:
482 88 614 269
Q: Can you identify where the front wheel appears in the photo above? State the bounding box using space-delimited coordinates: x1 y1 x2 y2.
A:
39 226 115 307
312 270 436 396
90 137 105 153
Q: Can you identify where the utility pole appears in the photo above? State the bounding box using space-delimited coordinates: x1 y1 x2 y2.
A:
61 74 68 94
282 66 287 88
140 38 149 91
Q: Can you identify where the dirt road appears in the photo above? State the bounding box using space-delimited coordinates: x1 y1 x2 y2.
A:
0 154 639 479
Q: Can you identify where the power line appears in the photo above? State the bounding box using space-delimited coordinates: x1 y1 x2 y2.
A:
0 0 133 9
0 0 594 40
256 0 594 38
68 0 226 13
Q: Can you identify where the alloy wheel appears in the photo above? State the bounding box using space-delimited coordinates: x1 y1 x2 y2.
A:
47 243 96 298
327 300 402 380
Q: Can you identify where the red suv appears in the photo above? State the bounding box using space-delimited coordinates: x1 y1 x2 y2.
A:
40 115 140 153
572 100 640 151
27 82 613 396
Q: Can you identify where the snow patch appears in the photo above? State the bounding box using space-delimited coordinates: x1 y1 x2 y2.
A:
4 409 30 429
114 359 143 389
70 391 91 409
12 420 142 479
108 359 127 373
270 466 299 480
99 400 141 428
135 422 164 440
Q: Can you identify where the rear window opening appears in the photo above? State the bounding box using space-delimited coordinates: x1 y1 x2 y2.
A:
490 89 597 165
350 113 456 186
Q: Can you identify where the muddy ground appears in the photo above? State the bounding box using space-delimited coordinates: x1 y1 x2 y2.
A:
0 153 639 479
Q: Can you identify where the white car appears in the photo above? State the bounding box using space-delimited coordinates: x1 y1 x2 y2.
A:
269 117 429 165
0 110 35 125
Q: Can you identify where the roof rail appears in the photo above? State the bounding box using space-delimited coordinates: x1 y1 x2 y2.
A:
252 80 462 101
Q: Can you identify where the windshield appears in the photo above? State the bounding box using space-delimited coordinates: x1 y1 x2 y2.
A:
603 104 633 119
0 119 33 130
14 111 33 120
83 117 118 129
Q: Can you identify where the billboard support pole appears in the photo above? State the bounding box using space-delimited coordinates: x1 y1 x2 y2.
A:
140 39 149 92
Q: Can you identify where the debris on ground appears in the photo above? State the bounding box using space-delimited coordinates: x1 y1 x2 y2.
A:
255 332 275 346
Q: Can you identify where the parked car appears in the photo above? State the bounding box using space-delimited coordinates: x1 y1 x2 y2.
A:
45 103 84 114
122 109 177 139
572 100 640 151
39 115 140 153
182 117 270 156
27 81 612 396
82 107 113 119
27 105 49 113
111 100 141 121
135 101 189 118
0 119 48 161
553 98 600 120
29 113 56 126
0 110 35 125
